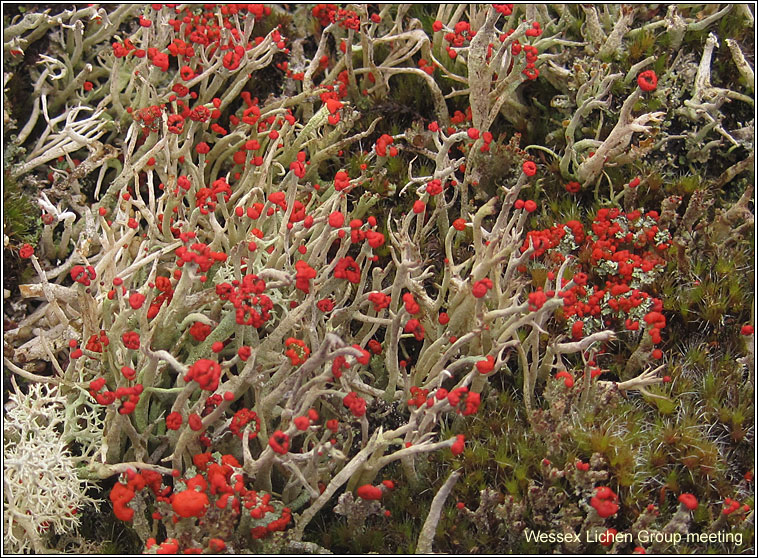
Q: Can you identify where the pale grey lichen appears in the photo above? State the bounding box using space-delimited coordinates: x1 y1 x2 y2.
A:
3 380 100 554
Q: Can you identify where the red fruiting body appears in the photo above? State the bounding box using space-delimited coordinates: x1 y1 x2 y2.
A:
293 416 310 430
208 539 226 552
353 346 371 365
269 430 290 454
678 493 698 511
285 337 310 365
402 292 420 315
185 359 222 391
165 412 182 430
555 371 574 388
451 434 466 456
121 366 136 380
334 257 361 283
317 298 335 312
295 260 317 293
368 292 391 312
110 482 136 521
230 409 260 439
472 278 493 298
571 321 584 340
129 292 146 309
328 211 344 228
476 355 495 374
356 484 383 500
238 346 252 361
19 244 34 258
404 318 425 341
172 489 210 518
637 70 658 92
343 391 367 417
71 265 97 286
722 497 741 515
408 386 429 408
590 486 619 518
188 413 203 431
122 331 140 349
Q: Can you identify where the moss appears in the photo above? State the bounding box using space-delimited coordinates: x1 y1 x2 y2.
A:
717 7 752 40
674 175 701 195
628 28 656 62
2 172 40 246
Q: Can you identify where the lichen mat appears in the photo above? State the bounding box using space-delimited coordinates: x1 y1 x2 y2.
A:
3 4 754 555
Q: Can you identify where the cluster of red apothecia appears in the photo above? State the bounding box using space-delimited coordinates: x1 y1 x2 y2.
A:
520 208 670 355
109 452 294 553
407 385 481 417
